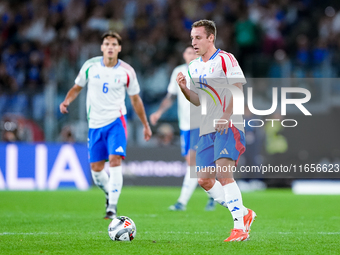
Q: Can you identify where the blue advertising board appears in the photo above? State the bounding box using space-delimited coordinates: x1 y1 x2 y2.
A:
0 143 91 190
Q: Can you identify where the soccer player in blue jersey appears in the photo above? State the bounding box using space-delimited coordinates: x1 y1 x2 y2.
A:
150 46 215 211
60 31 152 219
176 20 256 242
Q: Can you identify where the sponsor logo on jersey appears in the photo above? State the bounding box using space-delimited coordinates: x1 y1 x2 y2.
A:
115 146 124 153
231 206 240 212
192 68 198 75
227 199 239 204
94 74 100 79
220 148 229 155
230 72 242 76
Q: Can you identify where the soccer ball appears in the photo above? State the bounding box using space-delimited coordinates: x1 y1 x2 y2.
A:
108 216 136 241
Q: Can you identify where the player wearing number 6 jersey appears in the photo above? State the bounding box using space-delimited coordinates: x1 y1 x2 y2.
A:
176 20 256 242
60 31 152 219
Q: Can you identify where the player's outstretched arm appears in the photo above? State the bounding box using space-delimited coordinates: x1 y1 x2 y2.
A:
130 94 152 141
59 84 83 114
150 93 176 125
176 72 200 106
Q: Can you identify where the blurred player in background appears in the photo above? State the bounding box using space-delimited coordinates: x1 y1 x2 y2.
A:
176 20 256 242
150 46 215 211
60 31 152 219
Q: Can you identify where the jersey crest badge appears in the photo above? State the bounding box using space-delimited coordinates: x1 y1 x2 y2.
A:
114 75 121 83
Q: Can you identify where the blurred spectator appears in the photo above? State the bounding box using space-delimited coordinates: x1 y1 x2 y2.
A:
143 64 170 103
264 111 291 187
265 111 288 163
243 106 265 168
58 125 76 143
156 123 175 146
260 4 284 55
86 6 109 32
331 35 340 76
0 0 338 141
0 114 44 142
1 118 20 142
23 6 50 43
0 62 19 116
332 10 340 34
237 106 267 192
293 34 310 77
268 49 291 78
25 50 45 120
234 7 260 72
312 38 330 77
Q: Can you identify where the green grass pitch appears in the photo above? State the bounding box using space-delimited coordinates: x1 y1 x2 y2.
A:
1 187 340 254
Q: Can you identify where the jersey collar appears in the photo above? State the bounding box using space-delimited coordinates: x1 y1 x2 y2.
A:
209 49 220 60
199 49 220 62
101 57 121 69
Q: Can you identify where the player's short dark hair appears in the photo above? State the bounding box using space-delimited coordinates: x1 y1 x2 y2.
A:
101 31 122 45
192 20 216 42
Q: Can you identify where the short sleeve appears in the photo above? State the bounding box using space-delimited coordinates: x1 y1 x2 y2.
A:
126 67 140 96
167 67 179 95
220 53 246 85
75 60 92 87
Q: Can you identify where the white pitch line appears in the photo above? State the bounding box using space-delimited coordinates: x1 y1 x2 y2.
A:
317 232 340 235
145 231 340 235
0 232 103 236
150 231 340 235
1 232 61 235
258 232 340 235
1 231 340 236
